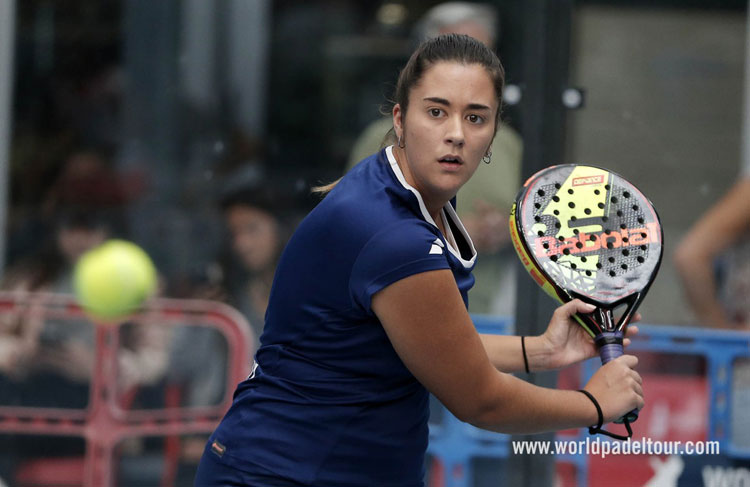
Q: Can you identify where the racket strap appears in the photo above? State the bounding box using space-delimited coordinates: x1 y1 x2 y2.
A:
577 389 633 441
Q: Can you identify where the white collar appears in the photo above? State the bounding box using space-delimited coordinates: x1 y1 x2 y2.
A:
385 145 477 268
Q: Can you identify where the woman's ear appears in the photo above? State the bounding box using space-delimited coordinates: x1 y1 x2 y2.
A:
392 104 403 139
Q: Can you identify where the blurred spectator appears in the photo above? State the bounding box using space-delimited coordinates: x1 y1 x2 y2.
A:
347 2 523 316
0 208 109 404
218 177 292 341
0 146 167 406
0 207 169 406
674 166 750 329
165 173 293 481
0 204 170 485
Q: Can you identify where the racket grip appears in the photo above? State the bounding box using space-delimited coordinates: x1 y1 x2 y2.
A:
596 331 639 424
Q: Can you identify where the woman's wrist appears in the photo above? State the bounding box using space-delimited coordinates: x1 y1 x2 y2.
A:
520 335 553 372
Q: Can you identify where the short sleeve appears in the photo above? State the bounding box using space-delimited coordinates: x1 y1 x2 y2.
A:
349 220 450 312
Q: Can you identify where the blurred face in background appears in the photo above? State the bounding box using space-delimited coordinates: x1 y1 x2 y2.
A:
226 205 280 273
57 226 107 264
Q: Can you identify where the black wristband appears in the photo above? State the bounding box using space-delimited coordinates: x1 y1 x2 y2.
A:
521 336 530 374
577 389 603 432
577 389 633 441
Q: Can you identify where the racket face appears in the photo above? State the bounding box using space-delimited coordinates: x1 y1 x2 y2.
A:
510 164 663 331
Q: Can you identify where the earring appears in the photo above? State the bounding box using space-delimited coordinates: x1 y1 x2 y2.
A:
397 134 405 148
483 150 492 164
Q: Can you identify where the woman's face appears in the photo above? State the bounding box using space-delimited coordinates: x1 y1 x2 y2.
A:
226 205 280 273
393 61 497 208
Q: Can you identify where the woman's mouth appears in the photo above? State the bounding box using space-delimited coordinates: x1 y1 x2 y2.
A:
438 155 464 170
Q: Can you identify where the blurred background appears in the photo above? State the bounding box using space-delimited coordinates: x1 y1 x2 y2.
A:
0 0 749 486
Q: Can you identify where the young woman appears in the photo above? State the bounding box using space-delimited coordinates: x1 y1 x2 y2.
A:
195 34 643 487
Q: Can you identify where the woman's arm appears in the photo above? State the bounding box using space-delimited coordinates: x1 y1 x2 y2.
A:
674 178 750 328
372 269 643 434
478 304 639 374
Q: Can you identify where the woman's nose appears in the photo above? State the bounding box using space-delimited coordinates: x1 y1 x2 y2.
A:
444 116 465 147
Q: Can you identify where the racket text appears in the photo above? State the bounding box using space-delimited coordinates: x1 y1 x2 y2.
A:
572 175 605 187
534 222 660 259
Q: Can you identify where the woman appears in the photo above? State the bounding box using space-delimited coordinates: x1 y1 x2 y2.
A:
195 34 643 487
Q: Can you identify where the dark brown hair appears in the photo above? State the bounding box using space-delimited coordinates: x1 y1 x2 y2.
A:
394 33 505 132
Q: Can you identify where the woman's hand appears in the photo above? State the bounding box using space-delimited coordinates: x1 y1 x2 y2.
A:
539 299 640 370
583 354 644 423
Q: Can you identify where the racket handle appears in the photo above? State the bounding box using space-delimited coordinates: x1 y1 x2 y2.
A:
595 331 639 424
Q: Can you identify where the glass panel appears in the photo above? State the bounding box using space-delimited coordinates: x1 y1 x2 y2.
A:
567 4 746 326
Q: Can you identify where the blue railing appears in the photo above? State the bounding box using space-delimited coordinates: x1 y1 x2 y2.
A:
426 316 750 487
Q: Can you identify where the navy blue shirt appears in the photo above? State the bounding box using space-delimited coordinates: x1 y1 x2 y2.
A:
207 146 477 486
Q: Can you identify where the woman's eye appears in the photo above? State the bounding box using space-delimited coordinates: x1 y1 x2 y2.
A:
467 114 485 124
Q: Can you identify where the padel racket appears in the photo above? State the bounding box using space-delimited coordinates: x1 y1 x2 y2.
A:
509 164 663 434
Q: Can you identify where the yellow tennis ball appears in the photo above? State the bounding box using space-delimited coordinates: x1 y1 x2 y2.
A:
73 239 157 320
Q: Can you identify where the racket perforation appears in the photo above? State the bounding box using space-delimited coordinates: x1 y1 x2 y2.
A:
516 165 662 307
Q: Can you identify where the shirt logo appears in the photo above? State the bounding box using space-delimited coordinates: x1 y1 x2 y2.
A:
211 440 226 458
247 360 258 380
429 238 444 255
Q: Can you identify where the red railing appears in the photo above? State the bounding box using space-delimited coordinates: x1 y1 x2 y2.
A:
0 292 254 487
